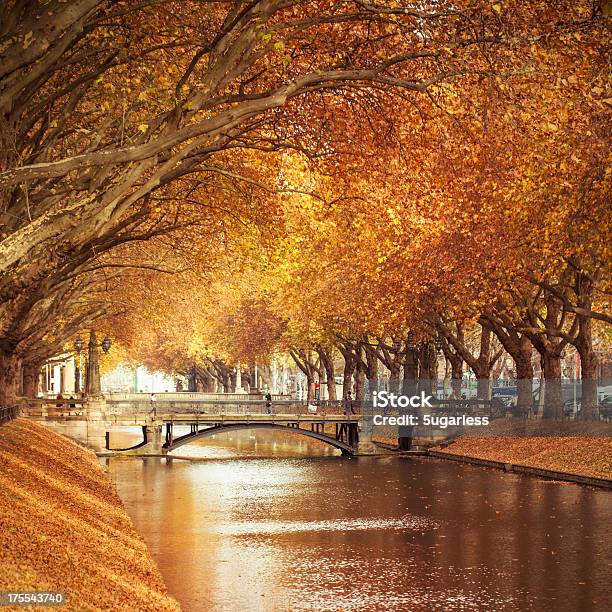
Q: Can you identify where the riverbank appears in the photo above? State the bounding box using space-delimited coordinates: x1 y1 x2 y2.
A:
0 418 180 611
434 436 612 481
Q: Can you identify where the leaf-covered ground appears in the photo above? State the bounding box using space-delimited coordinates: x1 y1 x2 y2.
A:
436 436 612 480
0 419 180 611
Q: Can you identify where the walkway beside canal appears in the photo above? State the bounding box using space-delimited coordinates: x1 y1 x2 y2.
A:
432 436 612 485
0 419 179 611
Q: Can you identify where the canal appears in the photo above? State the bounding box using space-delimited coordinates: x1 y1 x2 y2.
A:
103 430 611 611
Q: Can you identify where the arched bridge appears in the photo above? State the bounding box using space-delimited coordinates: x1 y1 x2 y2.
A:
106 413 371 456
21 396 376 456
164 421 358 455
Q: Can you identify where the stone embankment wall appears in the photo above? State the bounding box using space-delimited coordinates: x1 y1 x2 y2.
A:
433 436 612 485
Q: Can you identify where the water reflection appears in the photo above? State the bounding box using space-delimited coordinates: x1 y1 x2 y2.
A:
109 426 341 458
104 430 612 611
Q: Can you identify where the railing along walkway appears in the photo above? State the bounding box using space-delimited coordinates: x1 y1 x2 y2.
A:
18 398 86 417
0 405 19 425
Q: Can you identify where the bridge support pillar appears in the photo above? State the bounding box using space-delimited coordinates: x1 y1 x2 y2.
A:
84 397 107 418
128 421 164 455
86 419 113 452
82 398 110 452
355 438 377 455
354 420 376 455
146 423 164 454
353 401 378 455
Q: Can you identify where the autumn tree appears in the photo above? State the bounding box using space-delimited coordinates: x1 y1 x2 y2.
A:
3 1 609 418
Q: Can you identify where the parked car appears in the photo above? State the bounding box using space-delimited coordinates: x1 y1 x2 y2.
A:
563 396 612 420
563 399 581 418
494 394 517 408
599 396 612 421
492 386 518 398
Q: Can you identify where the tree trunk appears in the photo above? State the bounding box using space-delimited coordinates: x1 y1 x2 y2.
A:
290 350 318 403
441 341 463 399
541 352 563 419
188 369 197 391
364 344 379 396
578 354 598 421
316 347 337 401
428 345 438 397
342 351 355 398
326 375 336 401
418 345 436 395
0 352 22 406
488 321 534 413
574 315 599 421
355 365 365 401
221 372 230 392
438 323 493 400
450 356 463 399
522 289 576 419
21 362 41 398
513 338 534 413
568 269 598 420
475 374 491 400
402 348 418 395
305 374 315 403
442 357 451 396
388 361 401 393
474 327 493 400
242 369 250 393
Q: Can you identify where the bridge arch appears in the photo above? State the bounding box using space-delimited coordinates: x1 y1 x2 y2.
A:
164 422 356 455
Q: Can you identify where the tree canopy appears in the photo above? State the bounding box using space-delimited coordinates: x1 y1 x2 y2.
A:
0 1 610 413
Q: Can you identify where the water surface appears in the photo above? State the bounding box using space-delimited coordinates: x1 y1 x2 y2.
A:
104 429 611 611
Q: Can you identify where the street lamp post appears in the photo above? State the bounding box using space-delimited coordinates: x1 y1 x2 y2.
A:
434 336 444 353
73 335 84 393
84 330 111 397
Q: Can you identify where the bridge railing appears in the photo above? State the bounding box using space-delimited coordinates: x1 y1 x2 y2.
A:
105 398 360 416
105 392 289 402
19 398 87 417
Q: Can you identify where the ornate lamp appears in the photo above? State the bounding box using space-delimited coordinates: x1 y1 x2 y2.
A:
101 336 111 354
74 336 84 354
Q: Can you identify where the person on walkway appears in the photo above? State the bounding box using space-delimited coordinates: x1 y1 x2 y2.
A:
149 393 157 416
265 392 272 414
344 391 355 415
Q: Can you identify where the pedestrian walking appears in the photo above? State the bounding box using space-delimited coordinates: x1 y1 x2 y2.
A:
344 391 355 415
265 392 272 414
150 393 157 416
56 393 64 415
